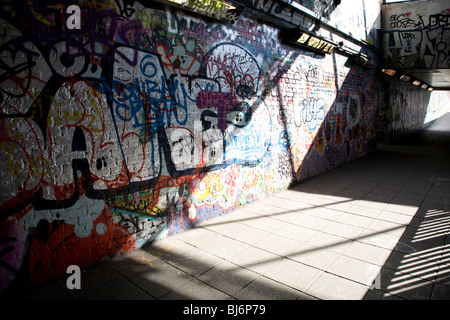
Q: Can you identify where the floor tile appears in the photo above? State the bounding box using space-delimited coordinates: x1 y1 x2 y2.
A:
385 196 422 215
364 288 404 300
263 258 323 292
366 219 405 235
200 234 250 260
375 267 434 300
199 209 259 227
160 278 232 300
239 213 289 233
358 229 403 251
321 198 357 212
171 227 221 251
356 199 389 211
362 192 396 204
254 233 303 257
395 190 427 201
343 241 393 266
71 264 126 300
146 239 225 276
234 275 315 300
322 221 364 240
275 223 318 243
424 194 450 206
107 249 165 279
431 283 450 300
96 278 154 300
335 212 373 229
301 206 343 220
292 213 332 231
306 231 352 253
228 246 283 274
263 196 313 211
326 255 381 286
289 243 340 270
376 210 414 225
242 201 289 217
306 272 369 300
371 185 402 197
129 261 193 299
207 222 271 245
335 188 370 200
267 209 306 224
346 204 383 218
197 260 260 296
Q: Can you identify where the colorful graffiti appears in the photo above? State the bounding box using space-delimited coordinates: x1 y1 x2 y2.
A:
0 0 378 291
265 56 377 181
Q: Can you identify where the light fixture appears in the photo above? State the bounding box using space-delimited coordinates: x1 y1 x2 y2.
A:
349 53 377 68
412 80 421 86
382 69 396 76
400 75 411 81
421 84 428 89
296 33 337 54
161 0 244 23
428 87 434 91
285 28 338 54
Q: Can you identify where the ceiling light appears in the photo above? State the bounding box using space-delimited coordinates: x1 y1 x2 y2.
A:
400 75 411 81
163 0 243 23
294 32 337 54
382 69 396 76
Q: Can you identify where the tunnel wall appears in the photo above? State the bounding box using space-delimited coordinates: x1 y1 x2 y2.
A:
377 75 450 140
377 0 450 140
382 0 450 69
0 0 380 290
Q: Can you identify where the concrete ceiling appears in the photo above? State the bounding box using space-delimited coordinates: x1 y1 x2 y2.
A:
407 69 450 90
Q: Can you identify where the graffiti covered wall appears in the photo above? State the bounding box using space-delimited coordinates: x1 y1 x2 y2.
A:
0 0 379 290
382 0 450 69
377 75 450 137
379 0 450 139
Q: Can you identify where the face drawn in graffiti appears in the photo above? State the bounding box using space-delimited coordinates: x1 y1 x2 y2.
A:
197 43 273 165
199 43 261 126
166 41 201 76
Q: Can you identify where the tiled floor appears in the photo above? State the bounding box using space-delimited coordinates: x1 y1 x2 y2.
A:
4 113 450 300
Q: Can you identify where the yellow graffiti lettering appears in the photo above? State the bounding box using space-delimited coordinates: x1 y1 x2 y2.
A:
298 33 309 44
30 154 49 177
308 37 320 48
1 142 21 176
31 9 51 26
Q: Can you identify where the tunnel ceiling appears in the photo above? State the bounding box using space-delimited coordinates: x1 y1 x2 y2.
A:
407 69 450 90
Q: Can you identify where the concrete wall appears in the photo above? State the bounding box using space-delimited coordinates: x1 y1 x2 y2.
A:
377 75 450 138
378 0 450 139
0 0 380 290
382 0 450 69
